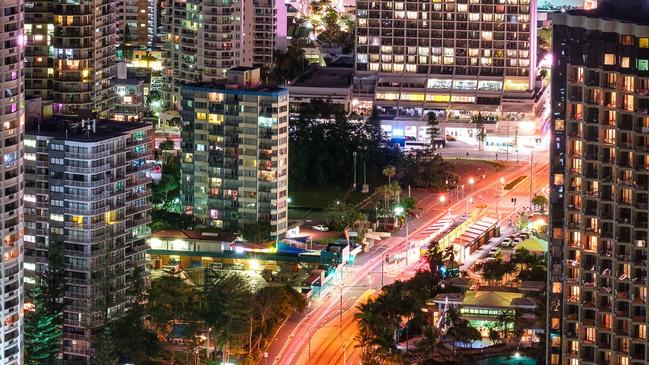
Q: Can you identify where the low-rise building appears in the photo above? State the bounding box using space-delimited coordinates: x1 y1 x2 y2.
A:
288 67 354 113
432 288 538 337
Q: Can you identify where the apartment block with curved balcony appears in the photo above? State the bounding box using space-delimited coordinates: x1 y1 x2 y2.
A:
50 0 116 116
550 3 649 365
0 0 25 362
161 0 286 106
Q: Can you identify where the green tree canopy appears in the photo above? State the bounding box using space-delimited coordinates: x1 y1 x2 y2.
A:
289 101 402 189
25 288 63 365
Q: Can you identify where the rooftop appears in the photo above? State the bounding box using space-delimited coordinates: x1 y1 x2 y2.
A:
182 82 287 96
290 66 354 88
113 78 143 86
462 290 526 309
229 66 258 72
566 0 649 25
151 229 236 242
26 117 150 142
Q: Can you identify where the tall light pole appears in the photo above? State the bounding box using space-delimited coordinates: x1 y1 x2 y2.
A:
498 177 505 221
529 148 534 211
353 151 357 190
333 285 344 337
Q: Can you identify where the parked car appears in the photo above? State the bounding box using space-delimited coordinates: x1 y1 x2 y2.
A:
500 238 513 247
313 224 329 232
517 232 530 240
489 247 500 257
513 237 524 245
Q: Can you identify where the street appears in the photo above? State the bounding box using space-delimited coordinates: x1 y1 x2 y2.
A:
264 154 549 365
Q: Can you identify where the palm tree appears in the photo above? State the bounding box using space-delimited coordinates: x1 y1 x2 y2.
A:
415 326 442 362
496 310 516 341
383 165 396 185
471 113 487 151
443 246 457 272
488 327 501 345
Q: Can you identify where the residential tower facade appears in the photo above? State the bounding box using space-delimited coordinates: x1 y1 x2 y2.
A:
0 0 25 361
25 0 117 116
550 3 649 364
161 0 286 105
24 118 152 362
354 0 538 122
180 67 289 238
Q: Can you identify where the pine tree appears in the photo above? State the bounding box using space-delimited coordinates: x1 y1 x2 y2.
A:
24 289 63 365
39 240 66 317
94 326 116 365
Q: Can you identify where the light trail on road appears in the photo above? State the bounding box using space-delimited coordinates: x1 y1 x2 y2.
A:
268 158 550 365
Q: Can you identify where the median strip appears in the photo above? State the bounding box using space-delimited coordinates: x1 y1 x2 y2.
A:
503 175 527 190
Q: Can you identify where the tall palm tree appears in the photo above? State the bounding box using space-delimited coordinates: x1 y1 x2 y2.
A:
444 246 457 272
383 165 396 185
415 326 442 362
496 310 516 341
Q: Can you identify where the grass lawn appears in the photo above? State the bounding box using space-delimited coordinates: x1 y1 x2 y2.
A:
289 189 348 209
288 208 329 223
504 175 527 190
289 188 372 209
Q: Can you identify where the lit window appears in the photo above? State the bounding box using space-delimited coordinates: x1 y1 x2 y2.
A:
604 54 615 65
50 214 64 222
624 94 634 111
621 35 634 46
208 114 223 124
621 57 630 68
196 112 207 120
24 195 36 203
481 31 493 41
25 153 35 161
638 59 649 71
641 38 649 48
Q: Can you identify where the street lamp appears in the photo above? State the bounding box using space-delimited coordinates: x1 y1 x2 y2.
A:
439 194 446 204
497 177 505 221
332 285 344 337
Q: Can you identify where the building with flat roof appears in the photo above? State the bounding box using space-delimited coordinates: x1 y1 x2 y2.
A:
180 68 289 238
549 1 649 364
114 78 146 122
353 0 540 136
24 117 153 363
288 67 354 112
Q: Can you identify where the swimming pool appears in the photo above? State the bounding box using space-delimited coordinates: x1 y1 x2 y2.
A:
475 354 537 365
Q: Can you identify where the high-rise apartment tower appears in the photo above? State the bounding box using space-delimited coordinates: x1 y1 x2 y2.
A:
0 0 25 361
24 118 152 363
25 0 117 116
549 2 649 364
161 0 287 105
354 0 537 120
179 67 289 238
